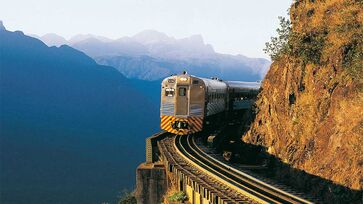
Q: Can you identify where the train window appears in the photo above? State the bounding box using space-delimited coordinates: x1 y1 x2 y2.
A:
193 80 199 85
165 88 175 97
179 87 186 96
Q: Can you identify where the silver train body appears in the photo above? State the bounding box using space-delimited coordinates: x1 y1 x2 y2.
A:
160 73 260 135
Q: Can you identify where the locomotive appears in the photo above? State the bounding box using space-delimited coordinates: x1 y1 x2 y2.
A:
160 72 260 135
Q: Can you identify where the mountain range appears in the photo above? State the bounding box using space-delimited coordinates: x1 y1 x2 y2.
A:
34 31 271 81
0 19 269 204
0 23 159 204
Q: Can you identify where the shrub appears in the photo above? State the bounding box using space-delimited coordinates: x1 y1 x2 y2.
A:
342 31 363 81
264 16 326 65
264 17 291 61
118 190 137 204
289 31 325 65
168 191 187 202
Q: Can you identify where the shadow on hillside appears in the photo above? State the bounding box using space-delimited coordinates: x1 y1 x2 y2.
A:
237 141 363 203
200 108 362 203
220 109 362 203
245 107 361 203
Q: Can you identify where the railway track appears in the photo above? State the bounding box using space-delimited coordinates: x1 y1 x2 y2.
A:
174 134 315 204
159 133 257 203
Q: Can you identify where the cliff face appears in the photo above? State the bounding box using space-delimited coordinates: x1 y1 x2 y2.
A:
244 0 362 192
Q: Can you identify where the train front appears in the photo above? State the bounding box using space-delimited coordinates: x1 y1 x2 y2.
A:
160 73 205 135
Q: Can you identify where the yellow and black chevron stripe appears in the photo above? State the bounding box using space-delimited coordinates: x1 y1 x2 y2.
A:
160 115 204 135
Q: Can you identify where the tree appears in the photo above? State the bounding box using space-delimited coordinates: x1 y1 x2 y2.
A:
264 16 291 60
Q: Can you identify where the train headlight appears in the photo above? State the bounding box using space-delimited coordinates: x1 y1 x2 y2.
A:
180 77 188 81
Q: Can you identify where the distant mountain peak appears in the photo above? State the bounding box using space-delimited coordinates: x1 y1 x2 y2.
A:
42 33 64 38
0 20 6 31
132 30 172 44
29 29 270 80
185 34 204 43
40 33 68 47
68 34 112 44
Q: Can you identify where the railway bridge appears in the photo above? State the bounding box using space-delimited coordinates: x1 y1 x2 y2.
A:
135 131 315 204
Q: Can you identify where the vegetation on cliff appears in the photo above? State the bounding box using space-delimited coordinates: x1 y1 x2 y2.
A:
167 191 188 203
244 0 362 202
118 191 137 204
265 1 363 80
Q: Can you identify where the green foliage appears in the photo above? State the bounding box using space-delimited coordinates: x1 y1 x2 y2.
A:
264 16 326 65
265 11 362 81
118 190 137 204
342 31 363 81
289 31 325 65
343 43 363 79
264 17 291 61
168 191 187 202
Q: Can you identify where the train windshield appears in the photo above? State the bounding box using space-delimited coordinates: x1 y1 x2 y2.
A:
179 87 186 96
165 88 175 97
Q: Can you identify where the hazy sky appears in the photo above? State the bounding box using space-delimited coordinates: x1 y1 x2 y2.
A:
0 0 292 58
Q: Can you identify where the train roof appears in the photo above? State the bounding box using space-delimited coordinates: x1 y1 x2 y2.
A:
162 74 227 89
198 76 227 90
224 81 261 91
162 73 261 91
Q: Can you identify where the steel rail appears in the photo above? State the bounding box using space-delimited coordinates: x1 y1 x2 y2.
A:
175 135 277 204
190 135 314 204
176 134 314 204
159 134 248 203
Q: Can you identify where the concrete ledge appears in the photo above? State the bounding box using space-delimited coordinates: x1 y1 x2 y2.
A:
135 162 167 204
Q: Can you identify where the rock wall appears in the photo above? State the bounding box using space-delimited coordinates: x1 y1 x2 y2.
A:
244 0 362 199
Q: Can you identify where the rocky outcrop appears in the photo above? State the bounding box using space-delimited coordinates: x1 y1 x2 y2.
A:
244 0 362 201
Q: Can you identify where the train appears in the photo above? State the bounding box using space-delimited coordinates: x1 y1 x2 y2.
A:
160 72 261 135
